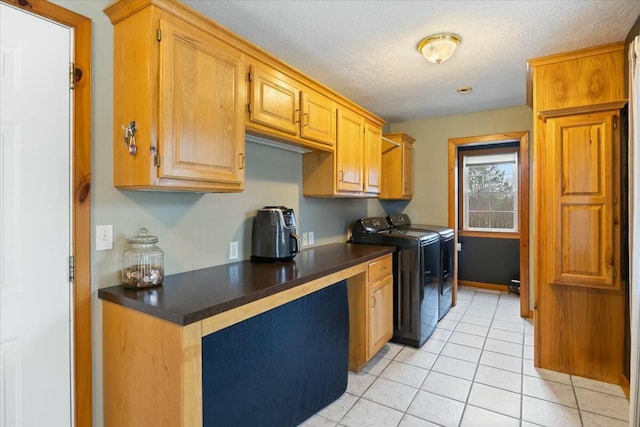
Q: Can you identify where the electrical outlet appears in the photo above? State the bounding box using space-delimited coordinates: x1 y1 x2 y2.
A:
96 225 113 251
308 231 314 245
457 242 462 251
302 232 308 246
229 241 239 260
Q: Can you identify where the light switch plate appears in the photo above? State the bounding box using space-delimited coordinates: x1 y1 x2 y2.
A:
229 241 239 260
96 225 113 251
302 232 308 246
308 232 314 245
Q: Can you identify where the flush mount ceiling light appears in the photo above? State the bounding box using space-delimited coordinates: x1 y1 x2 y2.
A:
417 33 461 64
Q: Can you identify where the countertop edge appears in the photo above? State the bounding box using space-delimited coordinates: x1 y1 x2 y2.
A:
98 243 394 326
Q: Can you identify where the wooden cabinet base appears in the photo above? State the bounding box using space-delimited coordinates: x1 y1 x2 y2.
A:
102 302 203 427
102 252 393 426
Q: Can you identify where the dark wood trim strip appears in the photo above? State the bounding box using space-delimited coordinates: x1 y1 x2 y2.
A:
458 230 520 240
0 1 93 425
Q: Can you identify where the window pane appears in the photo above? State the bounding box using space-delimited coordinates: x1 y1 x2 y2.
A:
463 153 518 232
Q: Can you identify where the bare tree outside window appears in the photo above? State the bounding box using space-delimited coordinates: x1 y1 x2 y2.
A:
463 153 518 232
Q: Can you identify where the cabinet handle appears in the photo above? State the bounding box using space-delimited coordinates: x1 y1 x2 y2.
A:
338 170 344 181
238 153 245 169
294 109 301 124
122 121 137 156
302 112 309 127
371 296 376 308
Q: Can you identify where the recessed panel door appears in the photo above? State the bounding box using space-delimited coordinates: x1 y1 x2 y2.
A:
1 4 72 425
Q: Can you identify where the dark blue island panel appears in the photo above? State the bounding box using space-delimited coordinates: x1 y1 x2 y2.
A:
201 280 349 427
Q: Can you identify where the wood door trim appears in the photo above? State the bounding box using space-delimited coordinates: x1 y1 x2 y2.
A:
448 131 531 318
0 1 93 425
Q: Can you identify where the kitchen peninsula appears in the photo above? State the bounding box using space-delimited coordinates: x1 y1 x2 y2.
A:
99 243 393 427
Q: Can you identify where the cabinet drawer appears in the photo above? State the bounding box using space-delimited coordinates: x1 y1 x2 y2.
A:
368 256 392 282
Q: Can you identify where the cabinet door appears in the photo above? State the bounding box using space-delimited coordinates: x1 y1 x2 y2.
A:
364 122 381 194
336 108 364 192
249 63 300 136
546 111 618 289
368 277 393 358
300 90 335 147
158 15 245 184
402 141 414 197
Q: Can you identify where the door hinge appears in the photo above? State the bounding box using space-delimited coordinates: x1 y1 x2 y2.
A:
154 154 161 167
157 28 162 41
613 116 618 129
69 256 75 282
248 103 252 113
69 62 75 90
248 71 252 82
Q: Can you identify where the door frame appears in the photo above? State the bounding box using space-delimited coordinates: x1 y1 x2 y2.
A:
447 132 531 317
1 0 92 425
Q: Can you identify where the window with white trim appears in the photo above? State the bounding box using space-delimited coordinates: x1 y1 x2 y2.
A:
462 151 518 232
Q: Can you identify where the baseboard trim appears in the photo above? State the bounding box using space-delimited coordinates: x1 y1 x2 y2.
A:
458 280 509 292
621 374 630 399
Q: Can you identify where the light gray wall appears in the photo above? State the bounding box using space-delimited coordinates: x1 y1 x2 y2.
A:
55 1 371 425
389 105 533 225
54 2 534 425
389 105 534 312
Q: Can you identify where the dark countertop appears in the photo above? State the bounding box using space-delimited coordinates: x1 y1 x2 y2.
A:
98 243 394 326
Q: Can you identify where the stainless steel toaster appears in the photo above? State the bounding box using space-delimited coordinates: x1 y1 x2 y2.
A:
251 206 300 261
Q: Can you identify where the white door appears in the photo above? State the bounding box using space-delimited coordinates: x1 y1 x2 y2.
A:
0 4 73 426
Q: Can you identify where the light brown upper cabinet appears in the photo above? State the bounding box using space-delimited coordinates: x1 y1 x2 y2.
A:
105 1 246 192
529 42 626 385
247 62 336 151
302 107 382 197
336 107 365 192
105 0 384 195
363 121 382 195
380 133 414 200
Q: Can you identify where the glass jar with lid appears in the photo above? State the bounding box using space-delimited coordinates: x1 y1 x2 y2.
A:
121 227 164 288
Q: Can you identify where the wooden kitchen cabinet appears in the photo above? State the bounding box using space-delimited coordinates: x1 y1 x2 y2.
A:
247 62 336 151
529 42 626 384
336 107 365 192
105 1 246 192
367 256 393 358
348 254 393 371
100 244 394 426
302 106 382 197
363 120 382 195
544 111 620 290
380 133 414 200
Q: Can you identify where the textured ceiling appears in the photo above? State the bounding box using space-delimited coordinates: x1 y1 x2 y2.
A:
184 0 640 124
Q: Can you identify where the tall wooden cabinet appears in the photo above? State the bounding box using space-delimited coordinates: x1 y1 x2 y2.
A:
105 1 246 192
380 133 414 200
528 42 626 384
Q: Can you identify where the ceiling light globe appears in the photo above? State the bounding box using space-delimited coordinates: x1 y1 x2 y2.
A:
418 33 461 64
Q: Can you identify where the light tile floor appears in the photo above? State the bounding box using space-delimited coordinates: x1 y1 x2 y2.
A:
300 286 630 427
